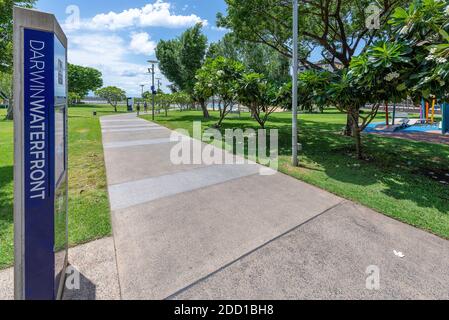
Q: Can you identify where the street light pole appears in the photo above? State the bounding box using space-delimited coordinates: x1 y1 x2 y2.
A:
140 84 145 97
292 0 299 167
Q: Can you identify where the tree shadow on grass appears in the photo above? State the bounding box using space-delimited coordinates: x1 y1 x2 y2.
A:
300 125 449 214
240 117 448 214
156 111 449 215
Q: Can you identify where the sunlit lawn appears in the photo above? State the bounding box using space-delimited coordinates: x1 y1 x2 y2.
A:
143 109 449 240
0 104 125 269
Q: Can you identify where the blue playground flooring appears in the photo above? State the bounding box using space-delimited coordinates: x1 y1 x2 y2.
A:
365 122 440 133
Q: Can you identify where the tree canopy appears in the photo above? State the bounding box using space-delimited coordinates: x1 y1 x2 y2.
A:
95 86 126 112
218 0 407 69
68 64 103 102
195 56 245 127
0 0 35 73
156 23 207 95
206 33 290 85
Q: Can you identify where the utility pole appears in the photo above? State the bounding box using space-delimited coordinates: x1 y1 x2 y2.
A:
148 60 158 121
292 0 299 167
156 77 162 91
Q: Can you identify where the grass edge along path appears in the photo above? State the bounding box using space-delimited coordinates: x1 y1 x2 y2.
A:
0 105 123 269
142 110 449 240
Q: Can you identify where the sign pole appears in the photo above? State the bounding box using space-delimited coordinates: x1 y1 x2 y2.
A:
292 0 299 166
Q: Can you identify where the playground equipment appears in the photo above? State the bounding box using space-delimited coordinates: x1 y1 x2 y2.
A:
420 99 449 134
371 97 449 135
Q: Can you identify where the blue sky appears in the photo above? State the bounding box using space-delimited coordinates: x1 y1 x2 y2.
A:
35 0 228 96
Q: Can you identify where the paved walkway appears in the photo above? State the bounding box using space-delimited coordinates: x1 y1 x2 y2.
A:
0 237 120 300
101 113 449 300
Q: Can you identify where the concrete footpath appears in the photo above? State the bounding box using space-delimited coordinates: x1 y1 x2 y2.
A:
101 113 449 300
0 237 120 300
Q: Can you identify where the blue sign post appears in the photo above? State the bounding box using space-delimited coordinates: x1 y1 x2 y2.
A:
14 7 68 300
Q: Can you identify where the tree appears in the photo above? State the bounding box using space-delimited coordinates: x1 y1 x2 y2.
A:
207 33 291 86
193 64 215 119
237 73 277 128
326 39 412 159
95 86 126 112
68 64 103 103
195 57 245 127
0 0 36 73
218 0 408 135
0 71 12 119
219 0 406 68
277 69 334 113
68 92 82 105
1 0 36 119
156 23 208 117
171 91 192 111
156 93 173 117
387 0 449 102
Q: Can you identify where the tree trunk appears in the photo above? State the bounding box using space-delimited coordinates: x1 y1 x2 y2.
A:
5 82 13 120
5 99 13 120
200 99 210 119
218 100 222 117
354 127 362 159
344 113 354 136
215 103 228 127
254 113 265 129
350 109 363 159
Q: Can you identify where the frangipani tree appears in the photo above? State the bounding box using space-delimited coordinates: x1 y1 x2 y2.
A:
335 40 412 158
195 57 245 127
388 0 449 101
327 71 369 159
276 69 334 113
328 0 449 159
171 91 192 111
193 62 215 119
236 73 277 128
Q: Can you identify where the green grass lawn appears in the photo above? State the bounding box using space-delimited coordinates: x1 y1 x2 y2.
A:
0 108 14 269
0 104 125 269
142 110 449 240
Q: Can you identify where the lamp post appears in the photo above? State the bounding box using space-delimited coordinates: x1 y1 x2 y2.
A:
292 0 299 166
148 60 159 121
140 84 145 98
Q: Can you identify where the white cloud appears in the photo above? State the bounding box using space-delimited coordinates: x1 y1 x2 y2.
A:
83 0 207 31
67 32 162 96
211 26 229 32
129 32 156 56
62 1 206 95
